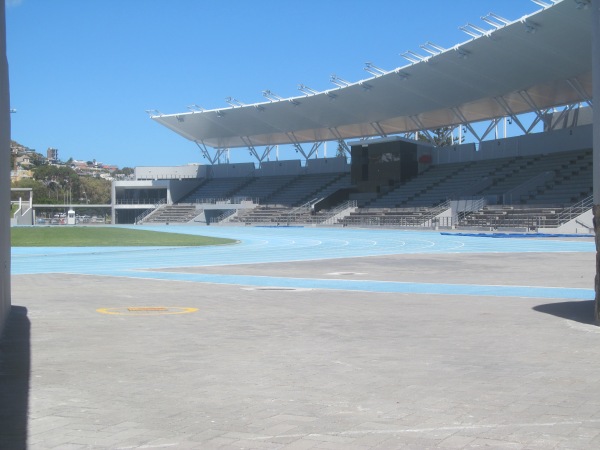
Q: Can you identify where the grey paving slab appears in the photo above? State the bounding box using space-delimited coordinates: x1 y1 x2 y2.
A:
1 228 600 449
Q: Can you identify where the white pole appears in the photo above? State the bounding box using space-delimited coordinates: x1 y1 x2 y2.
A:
0 0 11 333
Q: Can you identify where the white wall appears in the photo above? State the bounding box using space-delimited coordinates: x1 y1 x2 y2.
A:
135 164 206 180
209 162 255 178
432 125 593 165
259 160 302 176
304 158 350 174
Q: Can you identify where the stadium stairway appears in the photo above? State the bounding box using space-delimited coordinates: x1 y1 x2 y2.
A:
142 205 200 224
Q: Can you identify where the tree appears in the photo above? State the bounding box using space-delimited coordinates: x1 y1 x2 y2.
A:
418 126 465 147
12 178 58 204
78 176 111 204
31 165 81 203
114 167 134 176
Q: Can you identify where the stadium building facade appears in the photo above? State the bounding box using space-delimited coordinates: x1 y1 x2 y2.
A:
113 1 596 234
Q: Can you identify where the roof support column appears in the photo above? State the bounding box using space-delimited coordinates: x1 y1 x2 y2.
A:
0 0 10 335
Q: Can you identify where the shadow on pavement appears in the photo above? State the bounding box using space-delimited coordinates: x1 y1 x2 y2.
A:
0 306 30 450
533 299 596 325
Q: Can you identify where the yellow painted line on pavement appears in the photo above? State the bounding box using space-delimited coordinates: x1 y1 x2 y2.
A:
96 306 198 316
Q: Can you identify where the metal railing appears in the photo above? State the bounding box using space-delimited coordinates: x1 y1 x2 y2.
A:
191 197 258 205
134 199 166 224
209 209 237 224
418 200 451 226
116 198 165 205
320 200 358 225
556 195 593 225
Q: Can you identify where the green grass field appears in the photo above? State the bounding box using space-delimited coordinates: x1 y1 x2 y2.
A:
11 226 237 247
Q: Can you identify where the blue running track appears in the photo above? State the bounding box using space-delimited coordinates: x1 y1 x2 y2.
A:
12 226 595 300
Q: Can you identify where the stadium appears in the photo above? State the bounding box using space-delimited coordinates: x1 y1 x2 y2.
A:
111 0 595 234
3 0 600 448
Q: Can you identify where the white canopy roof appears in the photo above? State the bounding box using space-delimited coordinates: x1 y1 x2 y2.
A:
152 0 592 149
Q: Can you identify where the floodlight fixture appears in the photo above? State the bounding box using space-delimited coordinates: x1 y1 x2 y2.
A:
420 42 445 56
364 62 386 76
225 97 245 107
530 0 552 8
488 13 511 25
216 110 225 118
466 22 488 35
262 90 283 102
459 26 480 39
298 84 319 96
330 74 351 88
481 13 508 29
459 23 488 38
145 109 162 117
187 104 205 112
401 51 427 64
574 0 590 9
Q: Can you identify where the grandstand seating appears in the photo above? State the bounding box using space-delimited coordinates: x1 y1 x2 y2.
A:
338 149 591 229
179 177 253 203
148 148 592 230
456 205 563 230
264 172 351 206
143 205 200 224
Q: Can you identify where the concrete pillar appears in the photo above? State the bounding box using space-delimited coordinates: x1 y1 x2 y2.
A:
593 0 600 323
0 0 11 334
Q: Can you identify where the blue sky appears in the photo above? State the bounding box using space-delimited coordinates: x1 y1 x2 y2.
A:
6 0 540 168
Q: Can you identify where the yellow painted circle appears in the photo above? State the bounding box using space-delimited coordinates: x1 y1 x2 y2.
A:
96 307 198 316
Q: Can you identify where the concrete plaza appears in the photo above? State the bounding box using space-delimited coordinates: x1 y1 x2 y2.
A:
1 227 599 449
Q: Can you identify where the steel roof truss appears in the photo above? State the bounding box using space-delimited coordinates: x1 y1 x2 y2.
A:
285 132 308 160
337 140 350 156
566 77 593 108
546 104 576 131
494 96 528 134
451 108 482 142
305 141 323 160
195 141 220 165
480 118 503 141
240 136 272 164
370 122 388 138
